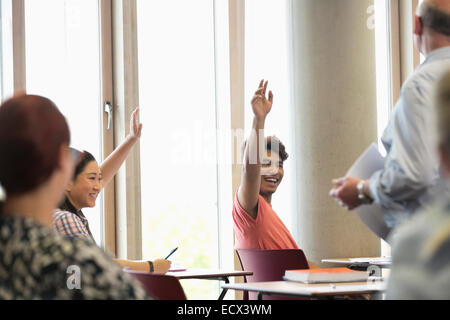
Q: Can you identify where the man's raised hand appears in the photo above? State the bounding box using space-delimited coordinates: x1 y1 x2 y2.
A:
251 79 274 120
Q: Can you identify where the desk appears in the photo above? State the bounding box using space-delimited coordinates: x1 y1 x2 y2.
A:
221 280 386 300
166 269 253 300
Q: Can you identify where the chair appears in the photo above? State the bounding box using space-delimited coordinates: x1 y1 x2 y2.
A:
125 270 187 300
236 249 310 300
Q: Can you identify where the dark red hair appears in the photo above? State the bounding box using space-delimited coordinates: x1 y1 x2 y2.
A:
0 95 70 197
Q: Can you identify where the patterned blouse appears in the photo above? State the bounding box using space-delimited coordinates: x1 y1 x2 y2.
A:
53 198 95 243
0 215 150 300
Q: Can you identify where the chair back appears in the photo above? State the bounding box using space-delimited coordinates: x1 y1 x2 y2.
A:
125 270 187 300
236 249 310 300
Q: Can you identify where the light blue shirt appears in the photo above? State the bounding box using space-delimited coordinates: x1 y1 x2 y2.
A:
369 46 450 229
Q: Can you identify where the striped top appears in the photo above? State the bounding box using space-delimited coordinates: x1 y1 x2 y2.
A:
53 198 95 243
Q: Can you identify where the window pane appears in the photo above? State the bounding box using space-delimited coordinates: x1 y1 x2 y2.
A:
374 0 390 155
374 0 392 256
137 0 219 300
0 0 13 101
25 0 103 246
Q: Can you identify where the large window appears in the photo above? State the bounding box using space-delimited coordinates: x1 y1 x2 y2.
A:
137 0 221 300
25 0 103 245
374 0 392 256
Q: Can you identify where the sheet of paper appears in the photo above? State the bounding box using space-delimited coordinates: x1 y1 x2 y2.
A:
348 257 392 263
346 143 391 241
322 257 392 265
169 262 187 272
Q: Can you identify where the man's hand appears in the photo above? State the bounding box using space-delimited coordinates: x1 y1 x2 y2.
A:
251 79 274 120
329 177 363 211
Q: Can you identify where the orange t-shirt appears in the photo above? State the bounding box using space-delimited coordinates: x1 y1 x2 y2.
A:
232 194 298 250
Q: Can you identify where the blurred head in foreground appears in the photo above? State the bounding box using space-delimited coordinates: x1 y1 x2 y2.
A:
0 94 73 225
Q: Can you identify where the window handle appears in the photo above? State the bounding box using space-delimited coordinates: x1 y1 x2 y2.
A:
104 101 113 131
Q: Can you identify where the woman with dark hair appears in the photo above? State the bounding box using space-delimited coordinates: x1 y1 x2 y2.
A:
0 95 149 299
54 108 171 274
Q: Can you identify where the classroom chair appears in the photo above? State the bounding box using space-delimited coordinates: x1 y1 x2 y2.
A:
125 270 187 300
236 249 310 300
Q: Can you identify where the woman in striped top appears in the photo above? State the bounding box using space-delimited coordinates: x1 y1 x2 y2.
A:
53 108 171 274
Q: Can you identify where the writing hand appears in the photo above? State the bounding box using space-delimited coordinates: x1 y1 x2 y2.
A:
153 259 172 274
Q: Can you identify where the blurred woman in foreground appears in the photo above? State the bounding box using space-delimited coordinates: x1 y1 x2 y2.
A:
0 95 149 299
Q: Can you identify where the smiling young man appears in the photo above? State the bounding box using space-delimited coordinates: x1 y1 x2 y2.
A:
232 80 316 268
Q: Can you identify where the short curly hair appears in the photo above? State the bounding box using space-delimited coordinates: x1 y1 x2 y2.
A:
241 135 289 163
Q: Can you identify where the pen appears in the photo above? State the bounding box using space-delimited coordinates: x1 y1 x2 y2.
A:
165 247 178 260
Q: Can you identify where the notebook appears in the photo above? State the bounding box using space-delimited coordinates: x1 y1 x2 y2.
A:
284 268 368 284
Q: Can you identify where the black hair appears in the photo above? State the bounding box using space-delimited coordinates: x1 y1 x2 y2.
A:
265 136 289 162
421 3 450 36
73 150 97 180
58 150 97 213
241 135 289 163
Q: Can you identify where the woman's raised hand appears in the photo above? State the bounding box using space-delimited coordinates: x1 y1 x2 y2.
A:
129 107 143 140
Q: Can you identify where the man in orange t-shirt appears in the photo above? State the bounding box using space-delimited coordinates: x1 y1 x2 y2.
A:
232 80 317 268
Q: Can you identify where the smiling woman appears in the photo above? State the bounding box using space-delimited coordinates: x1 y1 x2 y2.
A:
56 150 100 240
66 151 102 210
53 108 172 274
